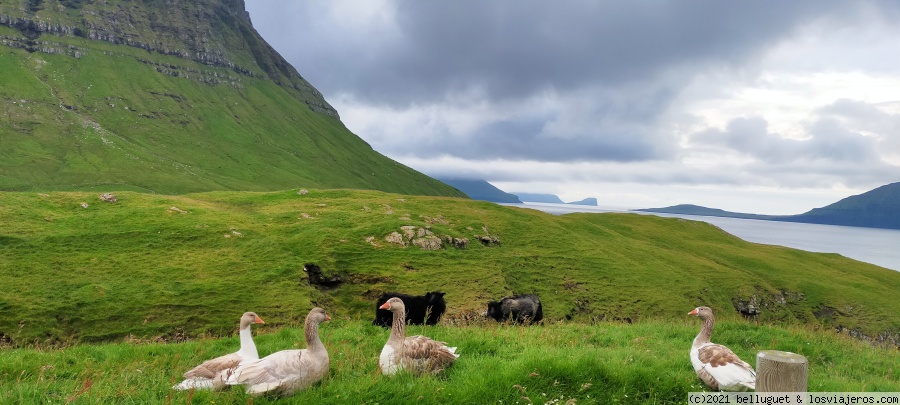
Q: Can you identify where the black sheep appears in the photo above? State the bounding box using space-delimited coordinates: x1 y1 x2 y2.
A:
373 291 447 327
487 294 543 324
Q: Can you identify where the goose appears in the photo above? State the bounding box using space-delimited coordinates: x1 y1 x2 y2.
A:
688 306 756 391
173 311 265 391
226 307 331 396
379 297 459 376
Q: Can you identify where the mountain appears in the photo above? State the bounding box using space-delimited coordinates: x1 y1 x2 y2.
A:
567 197 598 206
635 182 900 230
0 0 463 197
516 193 565 204
437 178 522 203
780 182 900 229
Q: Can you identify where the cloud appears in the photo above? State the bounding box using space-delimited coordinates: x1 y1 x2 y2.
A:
251 1 856 106
245 0 900 211
334 83 679 163
690 115 881 163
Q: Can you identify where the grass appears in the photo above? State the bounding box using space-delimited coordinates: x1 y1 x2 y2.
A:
1 188 898 403
1 189 899 347
1 318 897 404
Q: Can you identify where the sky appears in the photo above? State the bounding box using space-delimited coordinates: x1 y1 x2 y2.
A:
244 1 900 215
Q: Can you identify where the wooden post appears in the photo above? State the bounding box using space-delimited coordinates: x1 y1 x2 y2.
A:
756 350 808 392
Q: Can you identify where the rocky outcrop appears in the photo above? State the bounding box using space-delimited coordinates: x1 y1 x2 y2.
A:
382 225 469 250
835 326 900 350
732 287 805 319
412 235 443 250
475 226 501 247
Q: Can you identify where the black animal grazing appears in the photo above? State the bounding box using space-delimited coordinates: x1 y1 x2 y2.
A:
303 263 343 288
487 294 543 324
373 291 447 327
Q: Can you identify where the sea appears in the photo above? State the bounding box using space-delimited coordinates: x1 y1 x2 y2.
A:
502 202 900 272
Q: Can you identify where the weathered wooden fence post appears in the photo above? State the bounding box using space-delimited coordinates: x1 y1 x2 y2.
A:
756 350 808 392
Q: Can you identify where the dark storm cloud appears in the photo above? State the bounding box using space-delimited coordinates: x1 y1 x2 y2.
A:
374 1 829 104
248 1 855 107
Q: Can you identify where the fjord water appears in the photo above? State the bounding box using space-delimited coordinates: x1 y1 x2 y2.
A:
507 202 900 272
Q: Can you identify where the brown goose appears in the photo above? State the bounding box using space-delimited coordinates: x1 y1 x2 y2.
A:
378 297 458 376
173 312 265 391
688 306 756 391
226 307 330 396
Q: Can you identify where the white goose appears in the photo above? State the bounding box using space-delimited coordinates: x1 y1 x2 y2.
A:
227 307 331 396
688 306 756 391
379 297 459 376
173 311 265 391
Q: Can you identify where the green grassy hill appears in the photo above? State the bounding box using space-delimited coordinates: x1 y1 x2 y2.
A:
1 189 898 348
0 0 463 197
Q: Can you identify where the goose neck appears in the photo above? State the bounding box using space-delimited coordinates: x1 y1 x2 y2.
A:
693 315 714 347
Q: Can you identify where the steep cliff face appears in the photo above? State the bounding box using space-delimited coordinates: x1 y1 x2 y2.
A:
0 0 337 118
0 0 464 197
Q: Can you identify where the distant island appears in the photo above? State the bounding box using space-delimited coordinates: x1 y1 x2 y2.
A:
514 193 563 203
515 193 598 206
634 204 777 220
567 197 599 206
636 182 900 230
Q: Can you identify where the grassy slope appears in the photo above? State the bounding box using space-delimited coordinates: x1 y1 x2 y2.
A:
1 189 899 347
0 27 462 197
0 320 897 404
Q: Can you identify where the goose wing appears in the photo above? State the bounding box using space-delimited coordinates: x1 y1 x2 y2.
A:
695 343 756 391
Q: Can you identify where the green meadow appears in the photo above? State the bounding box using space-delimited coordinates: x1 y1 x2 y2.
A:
1 189 899 403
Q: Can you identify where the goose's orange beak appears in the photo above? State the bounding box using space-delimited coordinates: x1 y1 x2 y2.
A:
255 316 265 324
325 314 332 321
688 308 699 316
379 302 390 310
